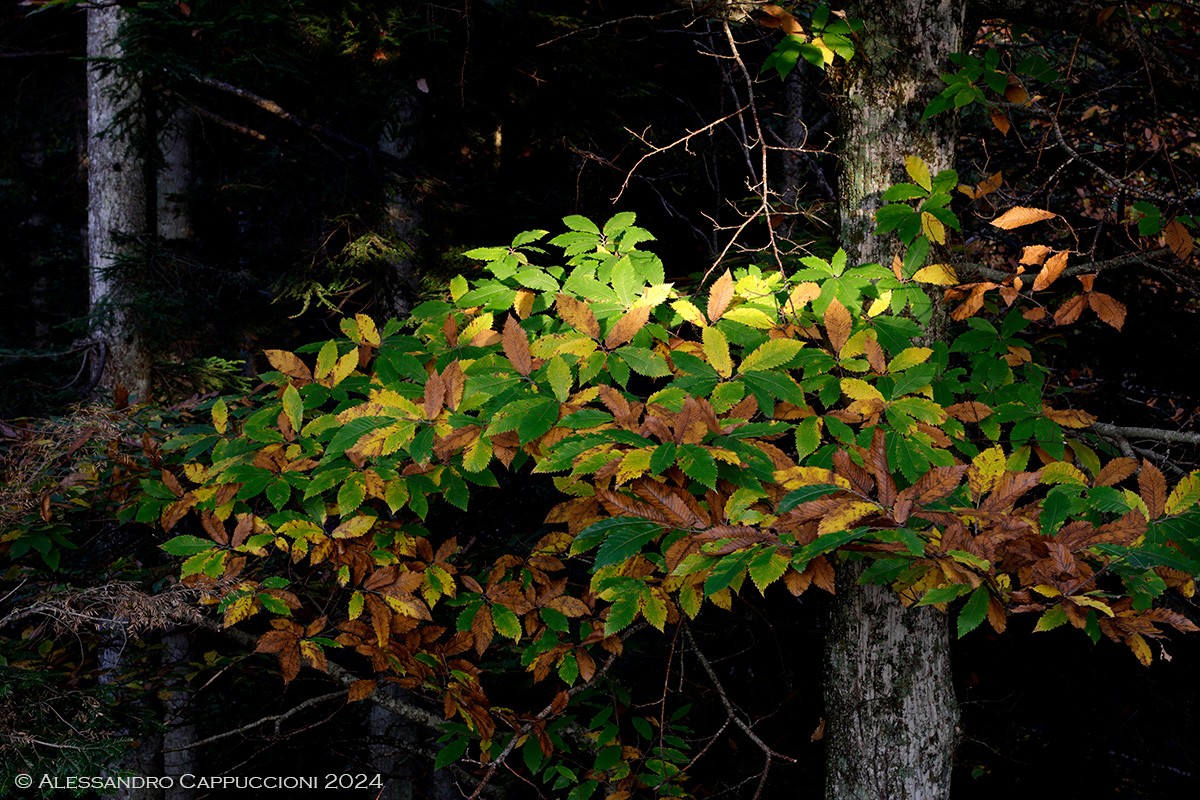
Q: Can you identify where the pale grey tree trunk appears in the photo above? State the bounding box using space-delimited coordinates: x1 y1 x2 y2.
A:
160 631 196 799
368 684 416 800
822 2 966 798
98 628 161 800
156 109 194 242
378 93 422 318
155 106 198 797
87 3 150 400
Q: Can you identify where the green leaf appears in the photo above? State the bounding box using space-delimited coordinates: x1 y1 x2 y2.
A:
748 548 789 593
605 590 642 635
916 584 972 606
572 517 661 557
162 535 215 557
492 604 522 641
676 444 718 489
282 384 303 431
794 416 822 460
593 520 663 569
563 215 601 234
738 339 804 374
435 738 469 771
778 484 841 512
338 474 366 516
517 398 561 444
957 587 990 637
619 346 671 378
546 356 573 402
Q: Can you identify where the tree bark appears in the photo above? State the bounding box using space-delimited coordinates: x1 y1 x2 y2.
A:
378 92 422 318
822 2 966 798
87 3 150 400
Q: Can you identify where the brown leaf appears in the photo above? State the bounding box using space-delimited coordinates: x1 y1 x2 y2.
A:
1088 292 1126 330
866 428 897 507
1032 250 1069 291
1004 79 1029 106
1053 295 1087 326
707 269 735 323
823 298 852 354
265 350 312 385
605 304 651 350
991 207 1056 230
424 369 446 420
946 402 993 422
1164 219 1194 260
471 605 494 656
1096 457 1138 487
502 315 533 376
950 283 996 321
863 335 887 373
442 361 465 410
1138 461 1167 519
902 465 969 505
556 294 600 339
347 679 377 703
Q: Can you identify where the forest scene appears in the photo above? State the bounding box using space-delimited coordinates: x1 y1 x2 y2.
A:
4 1 1200 798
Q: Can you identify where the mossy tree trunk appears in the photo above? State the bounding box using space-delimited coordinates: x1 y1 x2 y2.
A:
822 2 966 798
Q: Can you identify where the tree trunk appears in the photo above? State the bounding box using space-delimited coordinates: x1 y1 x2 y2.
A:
98 628 161 800
87 3 150 400
161 631 196 800
822 2 966 798
367 684 416 800
156 108 194 242
378 92 422 318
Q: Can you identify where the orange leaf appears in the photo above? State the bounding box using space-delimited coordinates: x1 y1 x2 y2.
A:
424 369 446 420
991 207 1056 230
1077 274 1096 293
1088 292 1126 330
1004 79 1029 106
1164 219 1194 261
759 4 805 35
513 288 536 319
1020 245 1053 266
707 270 735 323
1042 405 1097 429
823 298 852 354
1053 295 1086 326
990 109 1011 136
502 315 533 376
950 283 996 321
605 304 651 349
556 294 600 339
1032 250 1068 291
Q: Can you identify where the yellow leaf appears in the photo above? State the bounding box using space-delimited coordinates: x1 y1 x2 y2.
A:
212 398 229 435
840 378 884 402
638 283 673 309
671 299 707 327
968 446 1006 498
332 515 376 539
905 155 932 191
920 212 946 244
817 501 878 535
1040 462 1088 486
702 326 733 378
223 595 257 627
1165 472 1200 516
1127 633 1152 666
460 312 495 346
888 347 933 372
329 351 358 387
355 314 380 346
723 307 777 329
774 465 850 490
867 290 892 317
810 36 835 66
615 449 653 485
1032 584 1062 598
1069 595 1114 617
912 263 959 285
